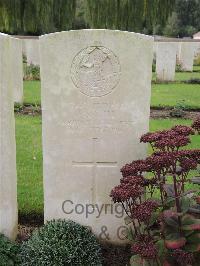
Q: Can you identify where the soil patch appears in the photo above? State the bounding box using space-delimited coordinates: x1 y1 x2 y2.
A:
15 104 200 120
150 108 200 120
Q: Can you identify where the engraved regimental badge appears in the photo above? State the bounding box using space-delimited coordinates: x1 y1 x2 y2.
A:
71 46 121 97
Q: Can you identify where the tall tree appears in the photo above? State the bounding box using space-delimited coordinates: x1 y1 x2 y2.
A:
163 0 200 37
0 0 21 33
53 0 76 31
0 0 76 35
85 0 175 34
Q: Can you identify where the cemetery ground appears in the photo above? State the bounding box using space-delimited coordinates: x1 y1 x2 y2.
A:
15 67 200 265
23 66 200 109
16 116 200 219
15 115 200 265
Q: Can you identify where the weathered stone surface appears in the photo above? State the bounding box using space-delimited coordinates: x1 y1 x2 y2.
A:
179 42 197 71
194 42 200 59
23 39 40 66
0 33 18 239
11 37 23 103
156 42 177 81
40 30 153 243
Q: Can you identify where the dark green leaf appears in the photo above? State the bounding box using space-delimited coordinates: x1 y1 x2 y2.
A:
156 239 166 257
165 216 179 228
180 197 194 213
187 232 200 244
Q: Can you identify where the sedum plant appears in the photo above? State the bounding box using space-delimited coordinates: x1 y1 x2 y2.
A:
110 118 200 266
19 219 102 266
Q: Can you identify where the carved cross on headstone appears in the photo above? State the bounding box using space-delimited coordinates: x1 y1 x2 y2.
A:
72 137 118 202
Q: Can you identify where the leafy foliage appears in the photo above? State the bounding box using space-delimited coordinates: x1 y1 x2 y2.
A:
0 233 20 266
163 0 200 37
170 100 186 118
110 119 200 265
19 219 102 266
24 64 40 81
85 0 175 34
0 0 76 35
0 0 175 35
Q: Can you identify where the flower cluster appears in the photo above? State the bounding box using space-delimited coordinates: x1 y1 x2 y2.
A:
172 249 194 266
120 175 144 185
146 152 174 172
154 135 190 150
110 119 200 265
131 200 159 223
179 157 198 173
110 178 143 203
121 160 149 177
140 126 194 151
192 116 200 134
172 125 194 136
132 235 157 260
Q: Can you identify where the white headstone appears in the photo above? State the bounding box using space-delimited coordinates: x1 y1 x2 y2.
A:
23 38 40 66
40 30 153 243
0 33 18 239
156 42 177 81
11 38 23 103
174 42 182 64
179 42 196 71
194 42 200 59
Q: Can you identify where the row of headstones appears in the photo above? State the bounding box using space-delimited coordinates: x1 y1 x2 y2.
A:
1 30 154 244
3 31 200 243
21 37 40 66
155 41 200 81
14 38 200 106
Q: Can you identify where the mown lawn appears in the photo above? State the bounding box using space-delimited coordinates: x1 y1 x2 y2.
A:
15 115 43 216
152 65 200 81
151 83 200 109
24 80 41 105
15 115 200 216
23 69 200 109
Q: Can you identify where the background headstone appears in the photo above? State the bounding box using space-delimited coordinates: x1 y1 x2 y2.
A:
0 33 18 239
179 42 196 71
156 42 177 81
23 38 40 66
11 37 23 104
194 42 200 59
40 30 153 243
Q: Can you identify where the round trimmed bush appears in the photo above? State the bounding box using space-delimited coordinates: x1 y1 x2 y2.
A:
0 233 20 266
19 219 102 266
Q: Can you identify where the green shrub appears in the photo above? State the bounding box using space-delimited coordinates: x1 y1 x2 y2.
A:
0 234 20 266
19 220 102 266
23 64 40 81
170 100 187 118
176 63 183 72
184 78 200 84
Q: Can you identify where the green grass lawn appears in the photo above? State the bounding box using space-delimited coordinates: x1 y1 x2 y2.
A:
15 115 43 216
152 65 200 82
151 83 200 109
15 115 200 217
23 69 200 109
24 80 41 105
